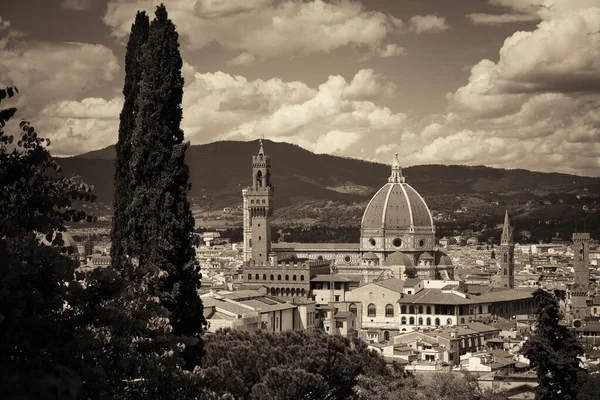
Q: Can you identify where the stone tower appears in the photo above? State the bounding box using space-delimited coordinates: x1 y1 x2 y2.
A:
572 232 591 287
499 210 515 289
242 139 274 265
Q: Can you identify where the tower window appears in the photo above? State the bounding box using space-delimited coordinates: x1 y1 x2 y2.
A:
277 274 282 280
262 199 265 204
259 236 261 241
270 274 274 280
251 200 254 204
285 275 289 281
247 274 252 280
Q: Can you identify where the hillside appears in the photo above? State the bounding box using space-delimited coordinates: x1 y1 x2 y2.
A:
59 139 600 208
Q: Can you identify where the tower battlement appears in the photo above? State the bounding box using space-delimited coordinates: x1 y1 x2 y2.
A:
573 232 591 241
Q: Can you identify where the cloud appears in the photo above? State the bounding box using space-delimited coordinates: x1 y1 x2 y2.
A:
195 0 276 18
36 97 123 156
227 52 257 66
103 0 405 60
342 69 396 100
314 130 360 154
408 15 450 34
467 13 540 25
0 41 120 110
60 0 93 11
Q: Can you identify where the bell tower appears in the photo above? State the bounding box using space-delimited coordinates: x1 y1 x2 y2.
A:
242 139 274 265
499 210 515 289
572 232 591 287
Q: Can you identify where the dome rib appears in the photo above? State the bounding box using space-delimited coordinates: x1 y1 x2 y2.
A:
398 182 414 228
381 184 394 227
361 184 390 229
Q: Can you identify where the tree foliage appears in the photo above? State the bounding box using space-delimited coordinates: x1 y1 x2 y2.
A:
522 288 585 400
0 86 119 399
354 366 507 400
196 329 388 399
111 2 204 377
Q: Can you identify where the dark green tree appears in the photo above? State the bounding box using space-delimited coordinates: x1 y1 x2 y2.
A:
522 288 585 400
197 329 388 399
111 11 149 272
124 3 204 370
0 87 121 399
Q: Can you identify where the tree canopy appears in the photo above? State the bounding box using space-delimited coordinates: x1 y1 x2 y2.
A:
522 288 585 400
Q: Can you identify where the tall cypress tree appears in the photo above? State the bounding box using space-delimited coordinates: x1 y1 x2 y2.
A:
127 4 204 369
522 289 585 400
111 11 149 272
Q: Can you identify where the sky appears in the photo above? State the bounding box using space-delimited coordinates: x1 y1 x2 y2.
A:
1 0 600 176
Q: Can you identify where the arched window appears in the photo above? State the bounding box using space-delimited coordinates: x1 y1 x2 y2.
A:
426 306 432 314
367 304 376 317
301 288 306 296
247 274 252 280
401 305 407 314
285 288 291 296
383 331 390 341
418 305 423 314
263 274 267 280
409 317 415 325
300 275 305 281
270 274 274 280
385 304 394 318
418 317 423 325
435 318 440 326
291 288 296 296
293 275 297 281
349 303 357 316
277 274 282 280
426 317 431 325
446 318 452 325
249 239 252 247
256 170 263 187
460 318 465 324
317 256 324 261
285 274 289 281
409 305 415 314
255 274 259 280
275 288 281 296
401 317 407 325
478 305 483 314
250 200 254 204
258 236 261 241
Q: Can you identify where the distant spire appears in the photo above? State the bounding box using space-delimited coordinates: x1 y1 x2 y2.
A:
501 210 512 245
388 153 405 183
258 137 264 157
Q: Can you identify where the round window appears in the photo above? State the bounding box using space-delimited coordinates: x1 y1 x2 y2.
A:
344 255 351 263
419 239 425 247
393 238 402 247
368 238 376 247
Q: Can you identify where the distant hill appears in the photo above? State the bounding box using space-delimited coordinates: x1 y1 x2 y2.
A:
57 139 600 212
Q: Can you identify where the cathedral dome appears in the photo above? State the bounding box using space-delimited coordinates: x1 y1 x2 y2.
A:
361 154 433 232
384 251 414 267
360 153 435 254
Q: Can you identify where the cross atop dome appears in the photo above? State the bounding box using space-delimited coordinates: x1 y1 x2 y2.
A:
388 152 405 183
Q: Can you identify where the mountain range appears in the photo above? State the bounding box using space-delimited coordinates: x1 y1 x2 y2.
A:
58 140 600 215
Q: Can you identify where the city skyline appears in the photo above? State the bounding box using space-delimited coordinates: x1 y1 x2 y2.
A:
1 0 600 176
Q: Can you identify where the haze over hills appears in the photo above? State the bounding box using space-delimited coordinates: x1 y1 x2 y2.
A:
59 139 600 212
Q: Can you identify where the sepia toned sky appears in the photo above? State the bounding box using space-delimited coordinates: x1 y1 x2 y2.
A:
1 0 600 176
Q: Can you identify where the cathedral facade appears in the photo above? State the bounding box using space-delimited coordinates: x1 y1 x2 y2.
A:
242 141 454 286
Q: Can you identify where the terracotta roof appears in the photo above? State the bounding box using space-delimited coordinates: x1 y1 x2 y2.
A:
311 274 362 282
398 288 533 305
272 242 359 251
375 278 405 293
238 298 296 313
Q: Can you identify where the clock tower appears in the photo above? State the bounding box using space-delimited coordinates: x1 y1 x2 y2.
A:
242 139 274 265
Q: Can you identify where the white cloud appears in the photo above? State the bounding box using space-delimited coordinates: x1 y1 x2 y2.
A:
408 15 450 34
467 13 540 25
314 130 360 154
227 52 257 66
0 41 120 110
36 97 123 156
104 0 410 61
60 0 93 11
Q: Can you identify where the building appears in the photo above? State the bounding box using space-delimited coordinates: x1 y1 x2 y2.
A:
498 211 515 289
202 290 316 333
241 143 454 292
